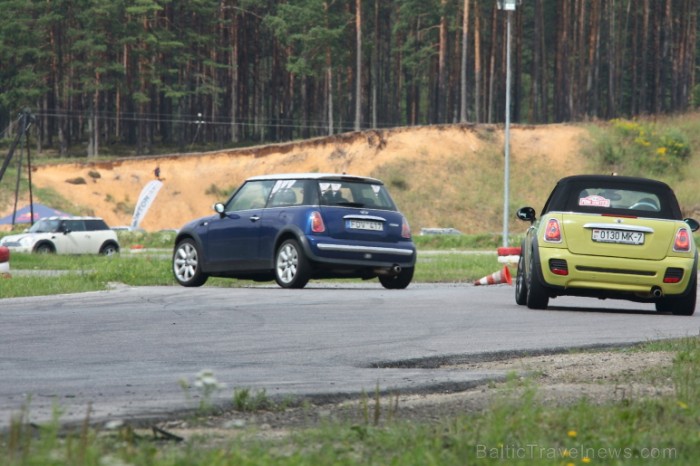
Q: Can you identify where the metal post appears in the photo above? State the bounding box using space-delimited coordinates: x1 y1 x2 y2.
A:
502 9 512 247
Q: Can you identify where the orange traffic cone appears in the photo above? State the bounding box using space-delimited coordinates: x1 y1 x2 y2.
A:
474 265 512 286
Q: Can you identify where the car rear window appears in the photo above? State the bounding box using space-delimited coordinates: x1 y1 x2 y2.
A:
317 180 396 210
552 180 681 220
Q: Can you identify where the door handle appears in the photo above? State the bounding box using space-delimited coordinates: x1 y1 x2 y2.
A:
249 215 260 222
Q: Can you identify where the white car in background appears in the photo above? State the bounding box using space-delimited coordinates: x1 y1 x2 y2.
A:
0 216 120 255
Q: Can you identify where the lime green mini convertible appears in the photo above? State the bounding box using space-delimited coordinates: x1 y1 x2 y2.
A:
515 175 699 315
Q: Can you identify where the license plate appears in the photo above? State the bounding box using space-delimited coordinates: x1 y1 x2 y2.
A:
346 220 383 231
592 229 644 245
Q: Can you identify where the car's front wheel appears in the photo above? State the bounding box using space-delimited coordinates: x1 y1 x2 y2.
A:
379 266 414 289
275 239 311 289
33 242 55 254
526 249 549 309
173 238 209 287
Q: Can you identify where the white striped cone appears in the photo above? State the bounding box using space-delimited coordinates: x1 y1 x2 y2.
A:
497 246 521 266
0 246 10 278
474 265 512 286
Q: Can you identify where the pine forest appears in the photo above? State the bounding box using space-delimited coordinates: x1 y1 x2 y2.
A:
0 0 698 157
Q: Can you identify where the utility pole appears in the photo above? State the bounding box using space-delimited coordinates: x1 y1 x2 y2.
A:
497 0 520 247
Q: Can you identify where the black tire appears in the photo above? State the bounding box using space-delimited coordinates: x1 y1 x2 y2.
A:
526 249 549 309
379 266 414 289
274 239 311 289
172 238 209 287
515 254 527 305
99 242 119 256
655 274 697 316
34 242 55 254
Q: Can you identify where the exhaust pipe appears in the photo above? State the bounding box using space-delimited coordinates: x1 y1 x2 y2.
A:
374 265 402 276
651 286 663 298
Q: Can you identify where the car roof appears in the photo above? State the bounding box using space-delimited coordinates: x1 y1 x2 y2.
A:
554 174 672 190
542 174 682 219
245 173 384 184
38 216 105 221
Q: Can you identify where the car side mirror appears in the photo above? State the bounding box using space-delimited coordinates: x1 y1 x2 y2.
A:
214 202 226 218
684 218 700 232
516 206 536 223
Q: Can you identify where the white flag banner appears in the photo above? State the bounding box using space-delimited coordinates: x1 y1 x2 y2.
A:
131 180 163 229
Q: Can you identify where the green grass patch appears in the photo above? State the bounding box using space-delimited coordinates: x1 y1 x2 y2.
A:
0 253 175 298
0 234 509 298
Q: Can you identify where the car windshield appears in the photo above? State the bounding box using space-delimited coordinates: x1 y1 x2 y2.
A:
27 219 62 233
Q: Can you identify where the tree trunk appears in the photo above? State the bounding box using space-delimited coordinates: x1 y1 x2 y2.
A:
437 0 448 123
460 0 470 122
325 1 334 135
487 5 497 123
474 0 481 123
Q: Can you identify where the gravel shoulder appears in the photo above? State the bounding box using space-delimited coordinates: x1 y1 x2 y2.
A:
147 349 675 440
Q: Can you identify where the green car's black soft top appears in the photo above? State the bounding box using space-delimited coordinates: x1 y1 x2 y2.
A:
539 174 683 220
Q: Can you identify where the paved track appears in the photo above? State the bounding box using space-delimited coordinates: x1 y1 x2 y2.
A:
1 283 697 426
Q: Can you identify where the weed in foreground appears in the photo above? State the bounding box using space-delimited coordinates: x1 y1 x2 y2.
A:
180 369 227 415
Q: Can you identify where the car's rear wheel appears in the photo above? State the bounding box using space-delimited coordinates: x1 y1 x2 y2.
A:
99 242 119 256
526 250 549 309
34 242 55 254
515 254 527 305
655 274 697 316
173 238 209 287
275 239 310 289
379 266 414 289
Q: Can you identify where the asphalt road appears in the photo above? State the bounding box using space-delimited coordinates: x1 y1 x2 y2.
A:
1 282 698 427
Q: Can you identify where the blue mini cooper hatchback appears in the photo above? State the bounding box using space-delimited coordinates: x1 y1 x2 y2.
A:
172 173 416 289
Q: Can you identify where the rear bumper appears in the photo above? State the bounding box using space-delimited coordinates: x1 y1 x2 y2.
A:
303 236 417 268
537 246 697 298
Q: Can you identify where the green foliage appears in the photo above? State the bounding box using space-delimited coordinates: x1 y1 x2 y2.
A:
0 232 514 297
180 370 227 415
264 0 351 77
205 183 233 199
232 388 272 412
0 253 174 298
413 233 511 250
593 119 692 176
66 177 87 185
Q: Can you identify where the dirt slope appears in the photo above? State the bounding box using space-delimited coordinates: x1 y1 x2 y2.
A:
11 124 590 233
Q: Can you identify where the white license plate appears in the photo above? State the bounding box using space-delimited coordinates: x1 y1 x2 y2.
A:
346 220 383 231
592 229 644 245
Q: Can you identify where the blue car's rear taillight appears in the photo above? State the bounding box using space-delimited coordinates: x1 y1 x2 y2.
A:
310 211 325 233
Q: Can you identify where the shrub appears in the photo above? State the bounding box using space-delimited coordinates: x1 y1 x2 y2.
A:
594 119 693 176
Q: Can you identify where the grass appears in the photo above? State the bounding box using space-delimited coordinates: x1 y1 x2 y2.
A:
0 234 510 298
3 337 700 464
